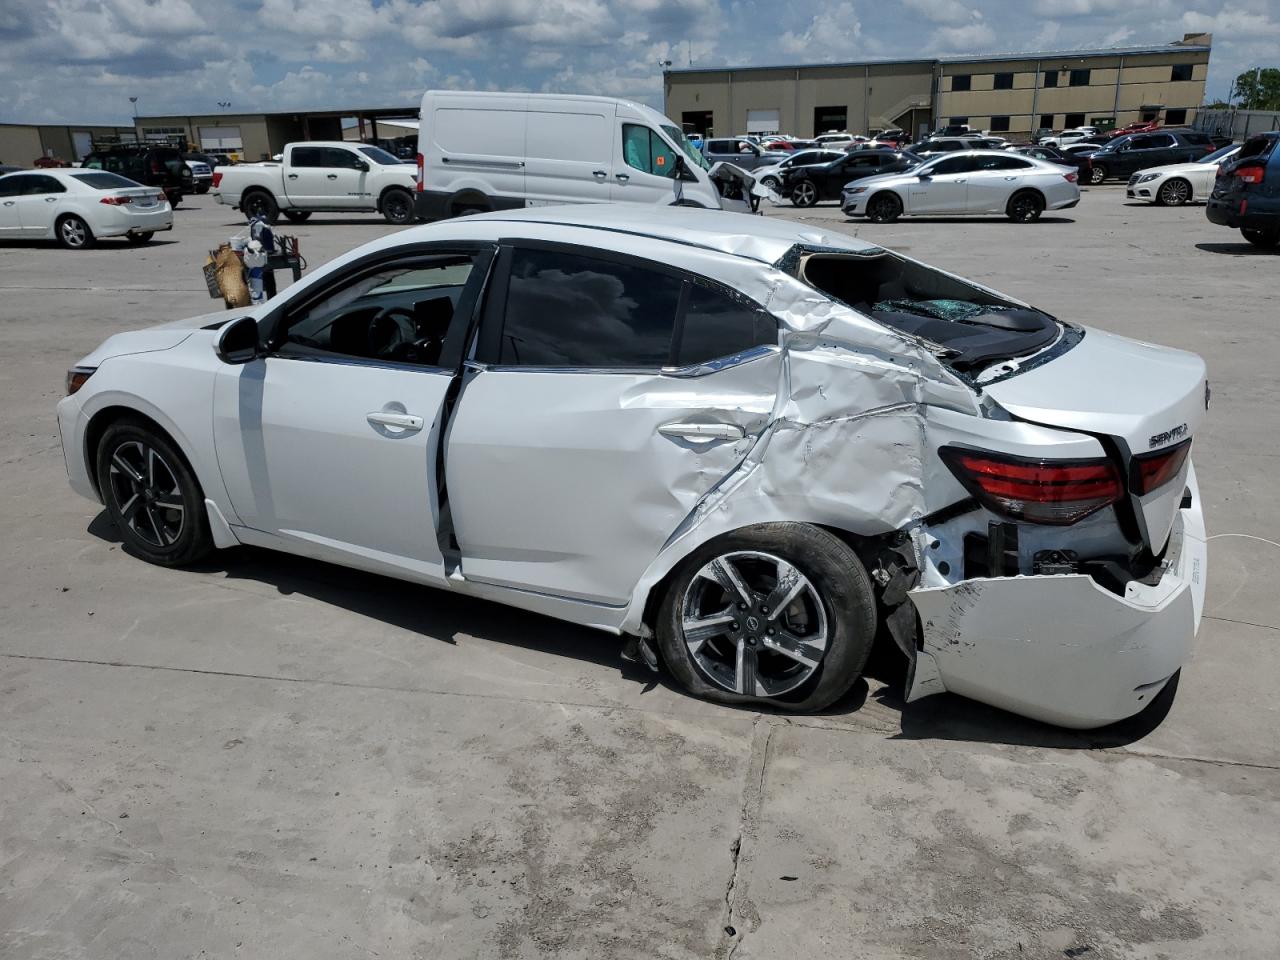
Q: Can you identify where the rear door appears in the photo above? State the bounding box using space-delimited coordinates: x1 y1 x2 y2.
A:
966 154 1037 212
523 101 614 206
284 145 329 204
821 153 883 196
444 242 780 604
212 245 494 582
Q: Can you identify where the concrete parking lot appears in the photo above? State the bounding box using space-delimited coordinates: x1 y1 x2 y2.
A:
1 187 1277 959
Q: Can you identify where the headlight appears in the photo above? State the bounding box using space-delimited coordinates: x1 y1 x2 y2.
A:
1137 173 1159 183
66 366 96 395
844 186 869 196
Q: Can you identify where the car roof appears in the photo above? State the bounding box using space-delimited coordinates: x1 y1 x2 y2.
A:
376 204 880 266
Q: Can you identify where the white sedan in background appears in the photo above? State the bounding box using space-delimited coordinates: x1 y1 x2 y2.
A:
0 170 172 248
1126 144 1240 206
842 151 1081 222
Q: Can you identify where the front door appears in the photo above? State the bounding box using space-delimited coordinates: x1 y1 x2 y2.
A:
906 155 974 213
0 175 26 236
612 122 684 204
445 243 780 604
212 247 492 582
14 174 67 235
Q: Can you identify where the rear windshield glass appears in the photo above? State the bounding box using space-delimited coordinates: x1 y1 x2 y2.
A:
1237 136 1277 162
1200 144 1238 164
70 171 141 189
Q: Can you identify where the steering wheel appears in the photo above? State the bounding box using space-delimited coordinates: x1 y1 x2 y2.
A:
368 307 417 358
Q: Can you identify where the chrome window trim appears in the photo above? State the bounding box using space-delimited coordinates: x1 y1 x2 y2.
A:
463 343 779 378
268 352 455 376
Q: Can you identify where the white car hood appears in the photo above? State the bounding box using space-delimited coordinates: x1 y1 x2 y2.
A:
77 310 231 366
1136 160 1206 178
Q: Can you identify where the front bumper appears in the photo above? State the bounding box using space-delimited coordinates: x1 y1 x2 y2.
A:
56 394 97 503
906 465 1207 729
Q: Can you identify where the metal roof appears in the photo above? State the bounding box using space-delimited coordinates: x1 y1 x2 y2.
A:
664 43 1210 77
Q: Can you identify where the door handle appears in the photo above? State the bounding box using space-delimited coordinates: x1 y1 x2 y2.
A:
658 421 745 442
287 173 298 179
366 411 424 431
326 174 338 180
1003 176 1018 180
616 173 630 182
592 170 607 179
2 201 12 206
46 197 57 201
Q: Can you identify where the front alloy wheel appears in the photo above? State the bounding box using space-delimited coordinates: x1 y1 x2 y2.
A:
681 552 827 697
1158 178 1191 206
105 441 187 550
791 180 818 207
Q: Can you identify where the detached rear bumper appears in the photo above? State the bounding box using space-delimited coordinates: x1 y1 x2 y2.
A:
906 465 1207 729
1207 196 1276 230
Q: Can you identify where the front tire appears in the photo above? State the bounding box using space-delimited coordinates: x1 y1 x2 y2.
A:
381 188 414 224
790 179 818 207
1007 190 1045 222
1242 228 1280 249
196 184 210 195
761 175 780 191
56 215 94 249
95 418 213 567
866 192 902 223
657 523 877 712
242 190 278 224
1157 178 1191 206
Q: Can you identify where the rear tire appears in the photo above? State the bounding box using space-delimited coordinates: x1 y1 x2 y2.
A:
242 190 278 224
1088 164 1107 185
381 188 414 224
1242 228 1280 249
95 418 213 567
56 215 94 249
196 184 210 195
866 192 902 223
656 523 877 713
125 232 154 245
1007 190 1045 222
282 210 312 223
1157 178 1191 206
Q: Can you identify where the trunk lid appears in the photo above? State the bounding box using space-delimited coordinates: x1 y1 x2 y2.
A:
984 327 1207 551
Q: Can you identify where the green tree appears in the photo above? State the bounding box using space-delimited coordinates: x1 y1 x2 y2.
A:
1233 68 1280 110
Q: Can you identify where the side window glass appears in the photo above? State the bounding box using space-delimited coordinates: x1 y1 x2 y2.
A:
495 248 681 367
291 147 322 168
26 175 65 194
676 284 777 366
622 125 677 178
283 257 475 365
325 148 361 169
930 157 966 175
0 176 29 197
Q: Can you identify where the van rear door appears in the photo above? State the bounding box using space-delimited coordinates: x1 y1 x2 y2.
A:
523 99 614 207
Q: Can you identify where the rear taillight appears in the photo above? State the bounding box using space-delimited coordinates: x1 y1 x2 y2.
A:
1235 164 1266 184
99 195 133 205
212 171 223 188
1131 439 1191 496
1063 171 1078 183
940 447 1123 525
416 152 424 191
66 366 95 395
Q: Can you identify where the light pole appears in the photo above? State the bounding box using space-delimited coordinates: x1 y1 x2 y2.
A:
129 96 138 119
217 101 231 111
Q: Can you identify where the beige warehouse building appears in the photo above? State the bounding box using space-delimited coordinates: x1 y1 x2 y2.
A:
664 34 1211 141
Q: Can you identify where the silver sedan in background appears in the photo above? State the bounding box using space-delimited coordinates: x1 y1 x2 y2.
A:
842 151 1081 222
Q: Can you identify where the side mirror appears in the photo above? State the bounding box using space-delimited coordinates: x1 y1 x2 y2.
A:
355 159 370 172
917 171 932 179
215 315 261 364
673 154 697 182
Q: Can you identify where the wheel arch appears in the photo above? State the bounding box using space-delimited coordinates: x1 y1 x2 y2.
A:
378 183 413 208
445 189 493 217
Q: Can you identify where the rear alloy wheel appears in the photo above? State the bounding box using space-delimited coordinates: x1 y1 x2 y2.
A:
283 210 312 223
866 192 902 223
1157 178 1191 206
1242 228 1280 249
382 188 414 224
95 419 212 567
242 191 278 224
1007 190 1045 222
1088 165 1107 185
57 215 94 249
790 180 818 207
657 523 876 711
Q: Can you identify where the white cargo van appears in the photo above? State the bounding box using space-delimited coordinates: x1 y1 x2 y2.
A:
415 90 756 220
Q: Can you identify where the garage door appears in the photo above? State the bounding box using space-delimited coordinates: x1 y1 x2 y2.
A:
746 109 780 135
199 126 243 150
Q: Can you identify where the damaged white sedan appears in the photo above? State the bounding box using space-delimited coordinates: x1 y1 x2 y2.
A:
56 206 1207 729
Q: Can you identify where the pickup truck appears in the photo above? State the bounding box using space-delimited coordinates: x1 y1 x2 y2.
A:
212 141 418 224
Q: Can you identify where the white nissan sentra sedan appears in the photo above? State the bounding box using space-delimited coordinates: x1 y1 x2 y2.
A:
55 206 1207 728
0 170 172 248
841 150 1081 222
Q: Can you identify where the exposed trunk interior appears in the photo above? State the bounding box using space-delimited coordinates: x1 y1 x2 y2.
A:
798 252 1061 372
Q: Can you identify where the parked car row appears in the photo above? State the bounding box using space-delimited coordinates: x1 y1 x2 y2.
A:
0 169 172 248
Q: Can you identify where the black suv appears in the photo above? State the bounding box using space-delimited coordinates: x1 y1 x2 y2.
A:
1082 129 1213 184
1207 132 1280 248
782 149 917 206
82 145 189 206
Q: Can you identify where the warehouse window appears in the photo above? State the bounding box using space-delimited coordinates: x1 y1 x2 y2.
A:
1069 69 1091 87
989 116 1011 132
1166 109 1187 125
1039 114 1054 130
814 106 847 135
1064 113 1085 128
951 74 971 92
1171 64 1193 82
1042 70 1058 88
994 72 1014 90
949 117 969 126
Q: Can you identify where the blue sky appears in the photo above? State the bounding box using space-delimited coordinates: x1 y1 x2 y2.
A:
1 0 1275 124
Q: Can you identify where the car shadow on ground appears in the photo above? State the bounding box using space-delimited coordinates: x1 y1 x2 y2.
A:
0 239 181 250
841 216 1076 225
217 218 401 229
87 512 1173 746
1194 241 1279 256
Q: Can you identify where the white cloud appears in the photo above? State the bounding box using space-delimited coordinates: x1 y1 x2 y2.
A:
779 2 863 59
930 22 996 50
903 0 976 25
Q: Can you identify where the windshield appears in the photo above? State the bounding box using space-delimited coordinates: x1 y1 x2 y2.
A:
1199 144 1238 164
70 171 142 189
662 125 710 171
358 145 401 166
